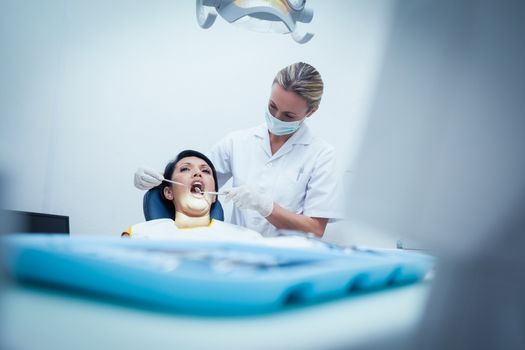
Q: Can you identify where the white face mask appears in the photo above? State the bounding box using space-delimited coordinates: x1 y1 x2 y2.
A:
265 107 304 136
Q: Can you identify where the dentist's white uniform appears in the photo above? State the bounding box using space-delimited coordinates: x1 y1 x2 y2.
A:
208 123 343 237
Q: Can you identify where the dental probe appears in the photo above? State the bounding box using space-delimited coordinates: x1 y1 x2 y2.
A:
163 180 224 195
194 188 226 196
162 179 186 187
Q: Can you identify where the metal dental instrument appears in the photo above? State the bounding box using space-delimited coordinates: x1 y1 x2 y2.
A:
194 188 226 196
162 179 186 187
163 179 226 196
203 191 226 195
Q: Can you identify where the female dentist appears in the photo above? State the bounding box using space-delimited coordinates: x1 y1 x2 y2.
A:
135 62 343 237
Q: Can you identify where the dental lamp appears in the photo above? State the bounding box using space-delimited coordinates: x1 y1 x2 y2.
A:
196 0 314 44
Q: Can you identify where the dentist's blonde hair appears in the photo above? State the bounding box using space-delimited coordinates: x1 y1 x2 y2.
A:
273 62 324 112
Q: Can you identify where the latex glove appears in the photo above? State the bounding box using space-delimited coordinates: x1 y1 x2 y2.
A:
134 167 163 190
224 186 274 217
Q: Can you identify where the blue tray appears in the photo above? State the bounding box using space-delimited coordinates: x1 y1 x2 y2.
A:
1 234 433 315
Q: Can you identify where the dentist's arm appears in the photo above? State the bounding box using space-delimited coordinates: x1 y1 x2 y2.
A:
224 186 328 237
265 204 328 237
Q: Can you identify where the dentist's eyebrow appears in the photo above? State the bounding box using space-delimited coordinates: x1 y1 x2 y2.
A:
269 100 299 117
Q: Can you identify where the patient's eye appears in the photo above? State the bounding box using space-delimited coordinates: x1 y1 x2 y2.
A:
202 168 211 174
179 166 190 172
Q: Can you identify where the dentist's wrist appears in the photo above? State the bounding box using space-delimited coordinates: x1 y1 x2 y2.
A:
260 201 274 218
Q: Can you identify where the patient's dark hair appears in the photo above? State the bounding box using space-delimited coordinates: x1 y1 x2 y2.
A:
160 150 218 207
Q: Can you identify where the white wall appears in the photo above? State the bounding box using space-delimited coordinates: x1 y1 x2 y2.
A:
0 0 394 244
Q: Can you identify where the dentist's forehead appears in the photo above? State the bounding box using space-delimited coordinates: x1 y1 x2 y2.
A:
270 83 309 114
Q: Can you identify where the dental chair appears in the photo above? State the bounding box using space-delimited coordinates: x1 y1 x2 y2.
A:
143 186 224 221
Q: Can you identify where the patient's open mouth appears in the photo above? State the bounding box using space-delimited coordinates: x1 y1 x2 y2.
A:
190 181 204 196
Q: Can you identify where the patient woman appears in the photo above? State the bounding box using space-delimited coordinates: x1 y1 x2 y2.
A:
122 150 264 242
123 150 328 249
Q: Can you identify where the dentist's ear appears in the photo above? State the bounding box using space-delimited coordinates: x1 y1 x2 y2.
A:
163 186 174 200
306 106 318 118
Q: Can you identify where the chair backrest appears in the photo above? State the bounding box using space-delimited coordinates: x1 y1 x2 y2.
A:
143 186 224 221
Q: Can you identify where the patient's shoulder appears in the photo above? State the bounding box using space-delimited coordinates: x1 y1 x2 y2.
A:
130 219 174 232
133 218 173 227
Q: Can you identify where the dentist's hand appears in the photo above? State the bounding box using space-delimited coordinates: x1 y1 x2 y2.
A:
134 167 163 190
224 186 274 217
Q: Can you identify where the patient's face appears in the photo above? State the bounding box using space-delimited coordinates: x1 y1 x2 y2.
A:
163 156 216 217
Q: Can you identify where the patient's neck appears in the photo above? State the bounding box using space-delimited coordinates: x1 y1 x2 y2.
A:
174 211 211 229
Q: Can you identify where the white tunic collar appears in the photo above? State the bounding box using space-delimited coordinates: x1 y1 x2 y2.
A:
252 122 314 160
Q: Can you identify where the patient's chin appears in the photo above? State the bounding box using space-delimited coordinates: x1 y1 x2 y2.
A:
180 196 210 214
188 201 209 212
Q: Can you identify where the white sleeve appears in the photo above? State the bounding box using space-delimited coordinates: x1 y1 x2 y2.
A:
207 134 233 189
302 146 345 221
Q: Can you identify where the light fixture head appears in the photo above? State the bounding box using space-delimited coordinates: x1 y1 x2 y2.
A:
196 0 314 44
